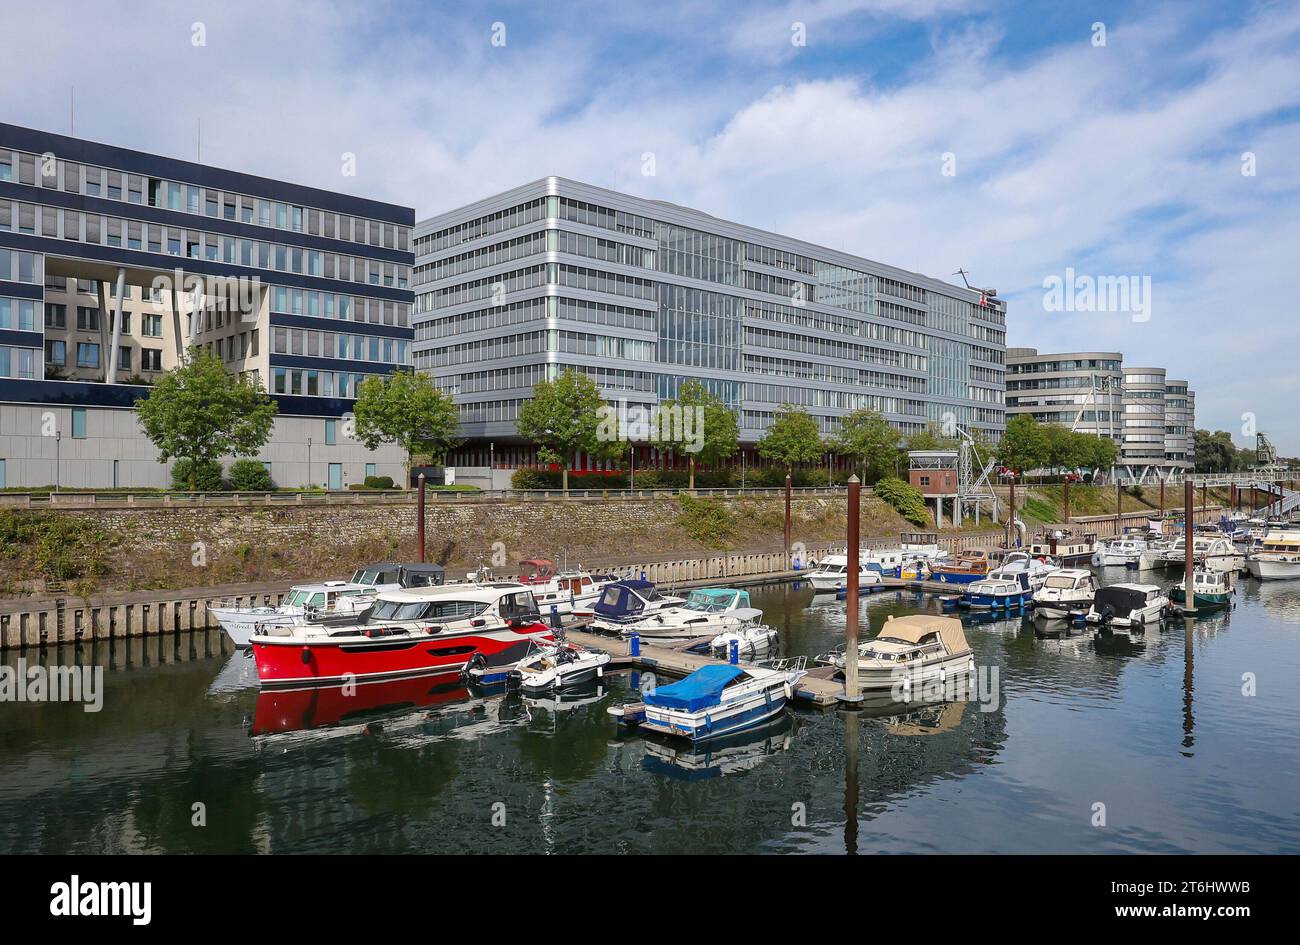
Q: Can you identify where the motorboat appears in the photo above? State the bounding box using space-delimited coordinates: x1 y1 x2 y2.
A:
863 547 908 577
210 581 377 647
610 660 807 742
1084 583 1169 629
514 558 615 616
930 549 993 584
1246 530 1300 580
1093 534 1151 567
806 555 886 592
1153 535 1245 572
349 561 446 589
1170 568 1235 612
958 575 1032 611
619 588 752 639
1032 568 1098 620
1025 530 1099 564
249 583 555 688
579 580 684 632
987 550 1058 590
504 640 610 693
899 532 950 565
707 608 779 655
817 614 972 692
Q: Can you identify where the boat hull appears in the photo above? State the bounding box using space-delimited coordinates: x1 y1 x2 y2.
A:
1169 588 1232 611
1246 558 1300 580
930 569 988 585
641 690 790 742
212 607 299 647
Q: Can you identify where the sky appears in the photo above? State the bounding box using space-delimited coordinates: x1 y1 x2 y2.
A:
3 0 1298 449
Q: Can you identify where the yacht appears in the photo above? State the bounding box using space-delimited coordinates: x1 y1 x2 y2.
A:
210 581 377 647
1246 530 1300 580
1031 569 1098 620
1025 530 1099 564
1171 568 1235 612
1153 535 1245 572
1093 534 1151 567
817 614 972 692
514 558 615 616
579 580 685 632
622 588 755 639
987 550 1058 590
930 549 993 584
806 555 886 592
1084 583 1169 629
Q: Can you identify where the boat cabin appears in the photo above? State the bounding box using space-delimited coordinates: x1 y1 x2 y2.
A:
1258 531 1300 554
681 588 750 612
363 584 542 626
593 580 671 622
281 581 374 612
1092 583 1162 618
350 562 446 589
517 558 559 583
862 614 971 661
1039 569 1095 593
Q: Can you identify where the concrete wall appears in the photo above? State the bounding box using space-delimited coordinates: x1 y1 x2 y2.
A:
0 402 406 488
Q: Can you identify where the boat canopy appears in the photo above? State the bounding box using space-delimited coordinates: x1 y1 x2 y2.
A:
644 664 747 711
1093 585 1152 616
594 580 659 619
684 588 749 611
876 614 969 655
518 558 557 580
351 562 446 588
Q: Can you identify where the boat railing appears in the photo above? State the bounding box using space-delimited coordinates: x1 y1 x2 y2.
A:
764 655 809 673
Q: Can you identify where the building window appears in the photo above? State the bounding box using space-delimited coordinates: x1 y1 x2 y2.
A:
141 349 162 372
44 340 65 366
76 343 100 368
44 303 66 328
76 306 100 331
324 419 337 445
365 463 376 478
71 408 87 439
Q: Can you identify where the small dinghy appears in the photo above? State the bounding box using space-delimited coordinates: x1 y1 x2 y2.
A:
708 608 779 655
504 641 610 693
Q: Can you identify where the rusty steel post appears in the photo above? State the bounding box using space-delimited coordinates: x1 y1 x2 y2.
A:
845 475 861 701
416 472 426 563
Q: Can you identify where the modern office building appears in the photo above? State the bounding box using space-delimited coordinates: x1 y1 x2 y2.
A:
1006 347 1195 483
0 123 414 489
414 177 1007 483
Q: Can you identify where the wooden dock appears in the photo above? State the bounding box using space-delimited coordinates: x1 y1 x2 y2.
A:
563 625 844 708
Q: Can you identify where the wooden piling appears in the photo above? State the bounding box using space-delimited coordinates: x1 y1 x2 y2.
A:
844 475 861 701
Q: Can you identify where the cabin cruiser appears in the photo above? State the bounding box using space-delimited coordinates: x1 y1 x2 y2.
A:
987 550 1058 590
959 575 1032 610
249 583 554 688
579 580 684 632
501 640 610 693
707 609 779 655
899 533 951 565
930 549 993 584
609 660 807 742
210 581 378 648
621 588 754 639
1171 568 1235 612
1031 569 1098 620
1084 583 1169 629
817 614 972 692
514 558 615 616
806 555 886 592
1246 530 1300 580
1093 534 1151 567
1025 530 1099 564
1153 535 1245 572
350 561 446 589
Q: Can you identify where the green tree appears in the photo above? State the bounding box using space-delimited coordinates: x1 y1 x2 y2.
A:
660 379 740 490
1078 434 1119 473
833 407 900 483
1194 429 1242 473
352 370 463 489
516 369 609 493
757 404 824 475
995 414 1049 477
135 347 277 490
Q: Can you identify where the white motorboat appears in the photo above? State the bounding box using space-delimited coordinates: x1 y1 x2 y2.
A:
708 608 779 655
612 660 808 742
1025 530 1099 564
1031 568 1098 620
817 614 972 693
1093 535 1151 567
579 580 685 632
1084 583 1169 629
806 555 886 592
504 640 610 693
210 581 377 647
514 558 616 616
622 588 754 639
1246 530 1300 580
987 550 1058 590
1153 535 1245 572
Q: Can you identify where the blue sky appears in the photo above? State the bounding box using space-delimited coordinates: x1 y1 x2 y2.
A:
3 0 1298 449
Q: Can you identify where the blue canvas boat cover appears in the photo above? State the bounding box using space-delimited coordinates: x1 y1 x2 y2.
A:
593 581 657 619
644 664 747 711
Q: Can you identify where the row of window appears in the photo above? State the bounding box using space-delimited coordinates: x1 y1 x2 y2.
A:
271 326 409 365
271 367 392 398
269 285 410 327
45 340 162 372
745 325 927 371
0 199 409 289
0 148 408 250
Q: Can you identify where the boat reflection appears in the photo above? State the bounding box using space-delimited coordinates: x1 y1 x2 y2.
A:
640 714 797 781
250 671 476 737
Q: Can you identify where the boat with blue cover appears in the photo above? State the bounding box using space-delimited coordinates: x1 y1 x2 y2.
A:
577 580 684 632
608 660 807 742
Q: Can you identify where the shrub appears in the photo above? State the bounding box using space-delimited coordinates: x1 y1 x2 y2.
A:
171 458 225 491
362 475 396 489
873 477 930 527
676 494 738 547
228 459 273 491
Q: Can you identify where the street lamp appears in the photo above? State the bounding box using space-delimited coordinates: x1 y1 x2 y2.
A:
55 431 62 493
306 437 312 489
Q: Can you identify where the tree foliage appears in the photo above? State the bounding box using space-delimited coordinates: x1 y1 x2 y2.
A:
757 404 824 473
660 379 740 489
516 369 611 492
135 347 277 489
833 407 900 483
352 370 463 487
995 414 1050 475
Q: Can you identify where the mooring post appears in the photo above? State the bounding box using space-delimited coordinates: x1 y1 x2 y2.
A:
1183 478 1196 613
1160 479 1166 516
1115 480 1122 536
729 639 739 665
1200 484 1206 520
1063 478 1071 523
784 473 793 565
1007 474 1016 548
844 474 862 701
629 631 640 658
416 472 427 563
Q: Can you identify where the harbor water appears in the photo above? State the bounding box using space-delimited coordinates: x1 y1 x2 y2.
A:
2 569 1299 854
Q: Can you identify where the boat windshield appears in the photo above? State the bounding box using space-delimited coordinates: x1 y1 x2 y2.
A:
284 590 307 607
1043 575 1080 589
369 599 489 621
684 591 734 612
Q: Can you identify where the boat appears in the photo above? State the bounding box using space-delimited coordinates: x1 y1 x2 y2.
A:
806 555 886 592
987 550 1058 590
504 640 610 693
611 660 807 742
1170 568 1235 612
958 575 1032 610
1153 535 1245 572
1025 530 1099 564
707 608 779 655
210 581 377 647
817 614 972 692
514 558 616 616
1084 583 1169 629
1031 568 1098 619
930 549 993 584
621 588 754 639
1093 534 1151 567
579 579 685 632
249 582 555 688
349 561 447 589
899 532 951 565
1246 530 1300 580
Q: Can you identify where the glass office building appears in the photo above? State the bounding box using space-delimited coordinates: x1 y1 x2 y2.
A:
0 123 414 488
414 178 1007 474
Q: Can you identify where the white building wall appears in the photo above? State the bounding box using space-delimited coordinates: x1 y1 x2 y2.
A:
0 403 406 489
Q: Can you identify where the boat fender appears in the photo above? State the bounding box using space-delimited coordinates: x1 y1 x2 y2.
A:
300 647 312 665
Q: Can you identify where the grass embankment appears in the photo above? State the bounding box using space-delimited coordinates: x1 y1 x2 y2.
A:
1019 484 1233 525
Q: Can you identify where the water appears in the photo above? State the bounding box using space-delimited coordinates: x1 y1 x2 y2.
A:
3 569 1299 854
